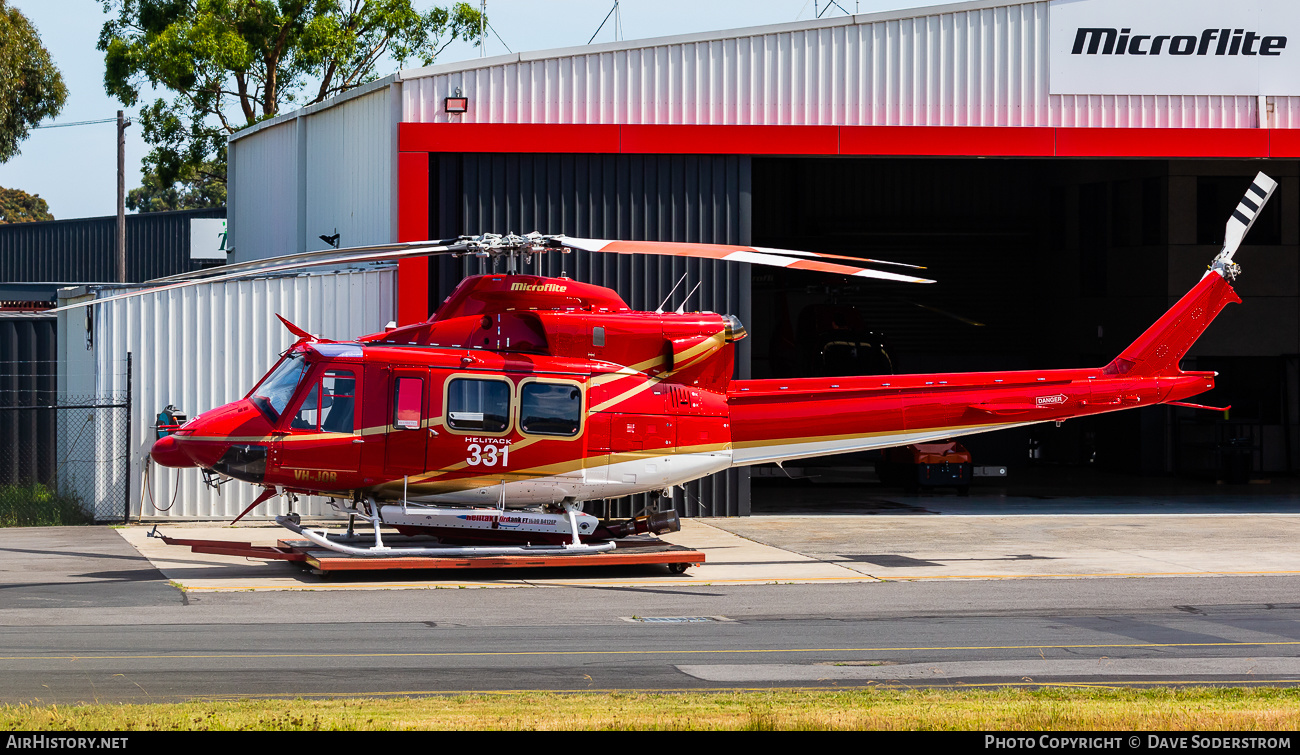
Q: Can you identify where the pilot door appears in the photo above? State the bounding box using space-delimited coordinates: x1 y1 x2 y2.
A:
385 367 431 479
275 365 362 479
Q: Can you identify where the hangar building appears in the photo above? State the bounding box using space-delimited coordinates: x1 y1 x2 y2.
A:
226 0 1300 516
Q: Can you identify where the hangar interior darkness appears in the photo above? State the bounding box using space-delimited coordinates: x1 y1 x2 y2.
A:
752 157 1300 478
424 152 1300 497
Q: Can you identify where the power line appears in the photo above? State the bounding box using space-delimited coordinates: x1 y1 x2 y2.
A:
32 118 116 130
588 1 622 45
487 20 512 53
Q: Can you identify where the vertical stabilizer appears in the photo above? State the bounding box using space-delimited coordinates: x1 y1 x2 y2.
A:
1103 273 1240 377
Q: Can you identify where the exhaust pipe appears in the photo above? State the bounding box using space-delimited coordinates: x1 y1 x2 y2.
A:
598 509 681 539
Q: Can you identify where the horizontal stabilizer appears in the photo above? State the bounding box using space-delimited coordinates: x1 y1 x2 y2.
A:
1167 401 1231 412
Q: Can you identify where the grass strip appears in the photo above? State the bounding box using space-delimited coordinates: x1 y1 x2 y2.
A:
0 484 92 527
4 687 1300 731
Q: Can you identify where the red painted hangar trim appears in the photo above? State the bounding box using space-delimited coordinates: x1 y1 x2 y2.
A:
397 151 431 326
399 123 1295 158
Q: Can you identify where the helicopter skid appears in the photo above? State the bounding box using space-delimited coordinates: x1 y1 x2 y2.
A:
275 515 617 558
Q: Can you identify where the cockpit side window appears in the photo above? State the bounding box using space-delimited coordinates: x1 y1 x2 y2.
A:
290 369 357 433
251 353 308 421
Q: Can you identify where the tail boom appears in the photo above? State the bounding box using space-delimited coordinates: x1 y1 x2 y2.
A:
728 368 1153 466
727 274 1234 467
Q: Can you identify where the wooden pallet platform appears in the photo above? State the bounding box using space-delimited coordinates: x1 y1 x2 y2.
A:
157 530 704 575
278 536 705 574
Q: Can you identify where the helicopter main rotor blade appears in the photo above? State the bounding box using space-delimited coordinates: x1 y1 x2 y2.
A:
750 246 927 270
146 239 465 284
559 238 936 284
903 299 987 327
49 242 461 313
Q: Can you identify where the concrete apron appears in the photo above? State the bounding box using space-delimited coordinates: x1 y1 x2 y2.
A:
121 510 1300 592
703 513 1300 581
117 519 867 592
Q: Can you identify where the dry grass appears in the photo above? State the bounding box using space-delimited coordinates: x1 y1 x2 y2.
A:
4 687 1300 731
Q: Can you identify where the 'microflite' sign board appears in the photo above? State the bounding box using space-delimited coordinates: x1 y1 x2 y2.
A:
1050 0 1300 95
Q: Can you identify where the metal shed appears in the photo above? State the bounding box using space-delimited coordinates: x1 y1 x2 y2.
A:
0 208 226 298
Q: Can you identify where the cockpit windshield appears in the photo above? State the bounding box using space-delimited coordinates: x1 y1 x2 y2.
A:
250 353 308 421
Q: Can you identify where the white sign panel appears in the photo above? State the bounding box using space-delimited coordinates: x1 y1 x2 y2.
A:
190 218 228 260
1051 0 1300 96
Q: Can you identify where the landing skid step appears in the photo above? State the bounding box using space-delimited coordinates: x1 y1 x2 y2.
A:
277 515 618 558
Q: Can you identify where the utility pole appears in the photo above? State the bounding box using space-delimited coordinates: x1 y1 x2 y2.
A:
116 110 129 283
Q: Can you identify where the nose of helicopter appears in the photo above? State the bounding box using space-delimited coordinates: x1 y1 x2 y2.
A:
149 398 273 470
150 434 196 468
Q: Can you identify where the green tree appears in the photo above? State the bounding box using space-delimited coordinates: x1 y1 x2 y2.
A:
99 0 483 189
0 186 53 223
127 161 226 212
0 2 67 163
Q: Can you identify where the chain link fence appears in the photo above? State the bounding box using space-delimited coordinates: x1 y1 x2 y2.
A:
0 359 131 525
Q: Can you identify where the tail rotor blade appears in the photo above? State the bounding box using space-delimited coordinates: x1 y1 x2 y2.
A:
1219 172 1278 264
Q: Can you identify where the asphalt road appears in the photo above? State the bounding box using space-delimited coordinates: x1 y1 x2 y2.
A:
6 525 1300 703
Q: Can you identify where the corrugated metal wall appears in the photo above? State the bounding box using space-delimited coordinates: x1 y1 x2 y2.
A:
305 86 397 257
0 208 225 284
228 1 1293 265
58 268 398 520
230 81 399 264
402 1 1282 130
229 119 298 263
431 152 752 517
0 314 56 485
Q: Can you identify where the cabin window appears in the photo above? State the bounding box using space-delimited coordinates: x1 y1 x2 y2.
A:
394 377 423 430
519 382 582 437
447 378 510 433
291 369 357 433
592 326 605 347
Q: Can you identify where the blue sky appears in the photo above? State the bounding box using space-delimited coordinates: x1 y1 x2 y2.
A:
0 0 915 219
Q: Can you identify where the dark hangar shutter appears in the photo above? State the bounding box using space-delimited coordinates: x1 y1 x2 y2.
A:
0 314 57 487
0 207 226 284
429 153 752 517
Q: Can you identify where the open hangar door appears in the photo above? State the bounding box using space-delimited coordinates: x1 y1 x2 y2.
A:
748 156 1300 491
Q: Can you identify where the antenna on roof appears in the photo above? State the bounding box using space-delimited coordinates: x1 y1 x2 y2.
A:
816 1 852 18
589 1 623 45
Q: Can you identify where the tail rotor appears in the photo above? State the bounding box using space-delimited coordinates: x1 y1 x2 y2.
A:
1210 171 1279 280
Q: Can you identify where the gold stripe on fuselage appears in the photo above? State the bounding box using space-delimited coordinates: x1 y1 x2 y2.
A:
376 441 734 496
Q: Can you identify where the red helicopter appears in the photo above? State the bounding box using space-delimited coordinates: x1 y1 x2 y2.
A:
84 173 1277 558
